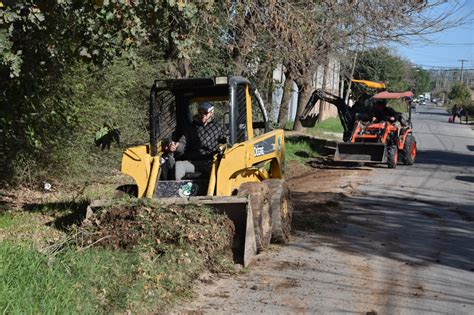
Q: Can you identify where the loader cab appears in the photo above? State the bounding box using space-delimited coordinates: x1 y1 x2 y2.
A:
120 76 284 198
149 76 269 155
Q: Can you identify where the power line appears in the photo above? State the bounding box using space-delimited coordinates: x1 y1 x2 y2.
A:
418 64 474 70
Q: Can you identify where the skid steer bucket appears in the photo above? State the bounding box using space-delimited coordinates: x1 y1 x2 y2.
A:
334 142 386 163
88 196 257 267
157 196 257 267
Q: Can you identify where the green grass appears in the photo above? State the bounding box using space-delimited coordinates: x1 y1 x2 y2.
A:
0 213 20 229
0 242 138 314
0 201 234 313
387 99 409 113
310 117 344 133
285 135 335 168
286 139 315 165
284 117 344 134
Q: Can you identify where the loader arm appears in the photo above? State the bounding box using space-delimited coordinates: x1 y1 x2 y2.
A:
300 89 351 133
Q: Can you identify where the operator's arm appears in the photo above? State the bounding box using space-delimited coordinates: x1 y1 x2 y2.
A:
168 133 186 156
217 124 228 144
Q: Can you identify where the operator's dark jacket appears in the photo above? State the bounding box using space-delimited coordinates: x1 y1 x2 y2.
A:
372 106 400 122
176 120 226 160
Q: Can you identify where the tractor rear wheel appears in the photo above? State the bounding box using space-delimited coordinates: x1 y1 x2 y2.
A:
263 179 293 244
387 144 398 168
237 182 272 252
401 134 416 165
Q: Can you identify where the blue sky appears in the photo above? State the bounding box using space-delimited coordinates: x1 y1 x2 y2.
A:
395 1 473 70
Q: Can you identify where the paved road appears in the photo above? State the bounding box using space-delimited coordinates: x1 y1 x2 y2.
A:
181 103 474 314
331 103 474 313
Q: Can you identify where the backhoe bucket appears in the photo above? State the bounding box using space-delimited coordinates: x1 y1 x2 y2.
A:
334 142 386 163
157 196 257 267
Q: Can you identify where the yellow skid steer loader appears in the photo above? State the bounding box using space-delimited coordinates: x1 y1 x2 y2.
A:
118 76 292 266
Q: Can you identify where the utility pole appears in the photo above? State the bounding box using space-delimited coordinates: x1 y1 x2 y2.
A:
459 59 468 83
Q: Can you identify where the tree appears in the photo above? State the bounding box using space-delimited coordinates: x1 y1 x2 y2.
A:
354 47 409 91
413 67 431 95
448 83 470 105
0 1 217 183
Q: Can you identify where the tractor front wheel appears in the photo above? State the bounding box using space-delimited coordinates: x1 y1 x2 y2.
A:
387 144 398 168
401 134 416 165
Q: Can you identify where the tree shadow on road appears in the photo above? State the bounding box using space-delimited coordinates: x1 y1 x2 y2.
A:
415 150 474 168
337 194 472 270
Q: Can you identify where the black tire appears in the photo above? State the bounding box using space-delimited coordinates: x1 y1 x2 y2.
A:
263 179 293 244
387 144 398 169
401 134 416 165
237 182 272 252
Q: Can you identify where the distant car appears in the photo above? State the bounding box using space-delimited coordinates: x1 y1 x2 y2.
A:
431 98 437 104
421 100 426 105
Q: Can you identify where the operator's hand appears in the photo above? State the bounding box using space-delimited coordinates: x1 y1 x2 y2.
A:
168 141 179 152
389 116 395 122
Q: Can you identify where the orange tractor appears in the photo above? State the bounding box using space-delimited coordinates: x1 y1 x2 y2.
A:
300 88 417 168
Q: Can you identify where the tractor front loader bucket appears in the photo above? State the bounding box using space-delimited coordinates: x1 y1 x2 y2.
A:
334 142 387 163
157 196 257 267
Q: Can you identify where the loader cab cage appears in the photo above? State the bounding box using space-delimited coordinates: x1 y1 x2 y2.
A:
149 76 269 156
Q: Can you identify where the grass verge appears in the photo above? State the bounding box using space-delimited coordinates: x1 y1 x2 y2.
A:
0 199 234 313
286 135 335 165
285 117 344 138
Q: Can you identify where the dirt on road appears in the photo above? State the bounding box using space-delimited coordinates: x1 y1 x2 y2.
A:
175 159 374 314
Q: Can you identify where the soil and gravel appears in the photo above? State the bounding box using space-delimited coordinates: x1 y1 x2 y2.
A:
175 104 474 314
175 158 374 314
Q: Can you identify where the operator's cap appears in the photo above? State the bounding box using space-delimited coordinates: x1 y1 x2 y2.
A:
198 102 214 113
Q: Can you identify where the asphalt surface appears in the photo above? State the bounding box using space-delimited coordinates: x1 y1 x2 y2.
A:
332 103 474 313
181 103 474 314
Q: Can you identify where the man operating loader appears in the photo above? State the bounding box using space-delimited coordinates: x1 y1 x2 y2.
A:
167 102 226 180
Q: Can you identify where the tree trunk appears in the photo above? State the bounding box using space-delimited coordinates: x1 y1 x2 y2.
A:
292 77 313 132
318 58 329 122
277 69 293 128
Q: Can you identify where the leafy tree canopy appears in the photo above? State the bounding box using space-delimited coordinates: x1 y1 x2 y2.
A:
448 82 471 105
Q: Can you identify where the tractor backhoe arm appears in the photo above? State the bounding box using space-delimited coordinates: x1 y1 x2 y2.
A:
300 89 351 133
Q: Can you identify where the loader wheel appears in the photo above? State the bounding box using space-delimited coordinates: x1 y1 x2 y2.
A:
401 134 416 165
263 179 293 244
387 144 398 169
237 182 272 252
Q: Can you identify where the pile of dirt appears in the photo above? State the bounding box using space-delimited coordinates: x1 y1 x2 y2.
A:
285 160 311 179
78 200 234 263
